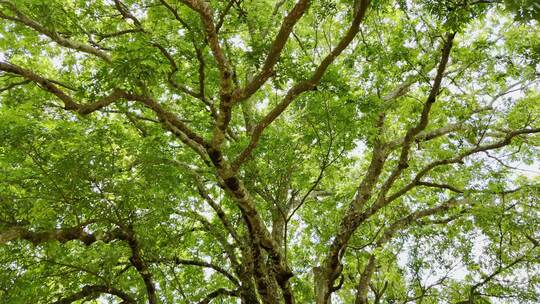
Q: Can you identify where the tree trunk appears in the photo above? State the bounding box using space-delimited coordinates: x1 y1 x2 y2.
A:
314 266 331 304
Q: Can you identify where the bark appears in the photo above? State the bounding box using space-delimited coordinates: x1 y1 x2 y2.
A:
53 285 135 304
0 225 121 245
316 32 456 303
314 266 332 304
355 256 376 304
124 228 159 304
198 288 239 304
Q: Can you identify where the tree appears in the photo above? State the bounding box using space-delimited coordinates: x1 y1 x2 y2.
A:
0 0 539 303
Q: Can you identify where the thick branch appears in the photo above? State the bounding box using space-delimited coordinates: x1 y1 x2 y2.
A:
180 0 232 93
0 61 81 110
232 0 311 102
1 223 157 303
0 225 121 245
417 181 464 193
53 285 136 304
114 1 208 106
355 255 376 304
377 33 456 201
386 122 464 150
355 197 466 303
177 0 236 148
0 61 210 160
198 288 239 304
386 106 494 150
123 228 158 304
317 33 456 303
385 127 540 205
233 0 371 170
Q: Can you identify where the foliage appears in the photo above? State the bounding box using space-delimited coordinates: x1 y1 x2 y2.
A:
0 0 539 303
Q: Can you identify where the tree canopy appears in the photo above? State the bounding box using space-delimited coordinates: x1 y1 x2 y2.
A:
1 0 539 303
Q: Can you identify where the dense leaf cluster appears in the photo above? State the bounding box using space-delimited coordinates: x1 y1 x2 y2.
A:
0 0 539 303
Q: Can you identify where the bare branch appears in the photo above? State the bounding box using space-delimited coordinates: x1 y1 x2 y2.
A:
113 1 216 121
0 61 82 110
355 255 376 304
180 211 241 271
113 0 143 28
